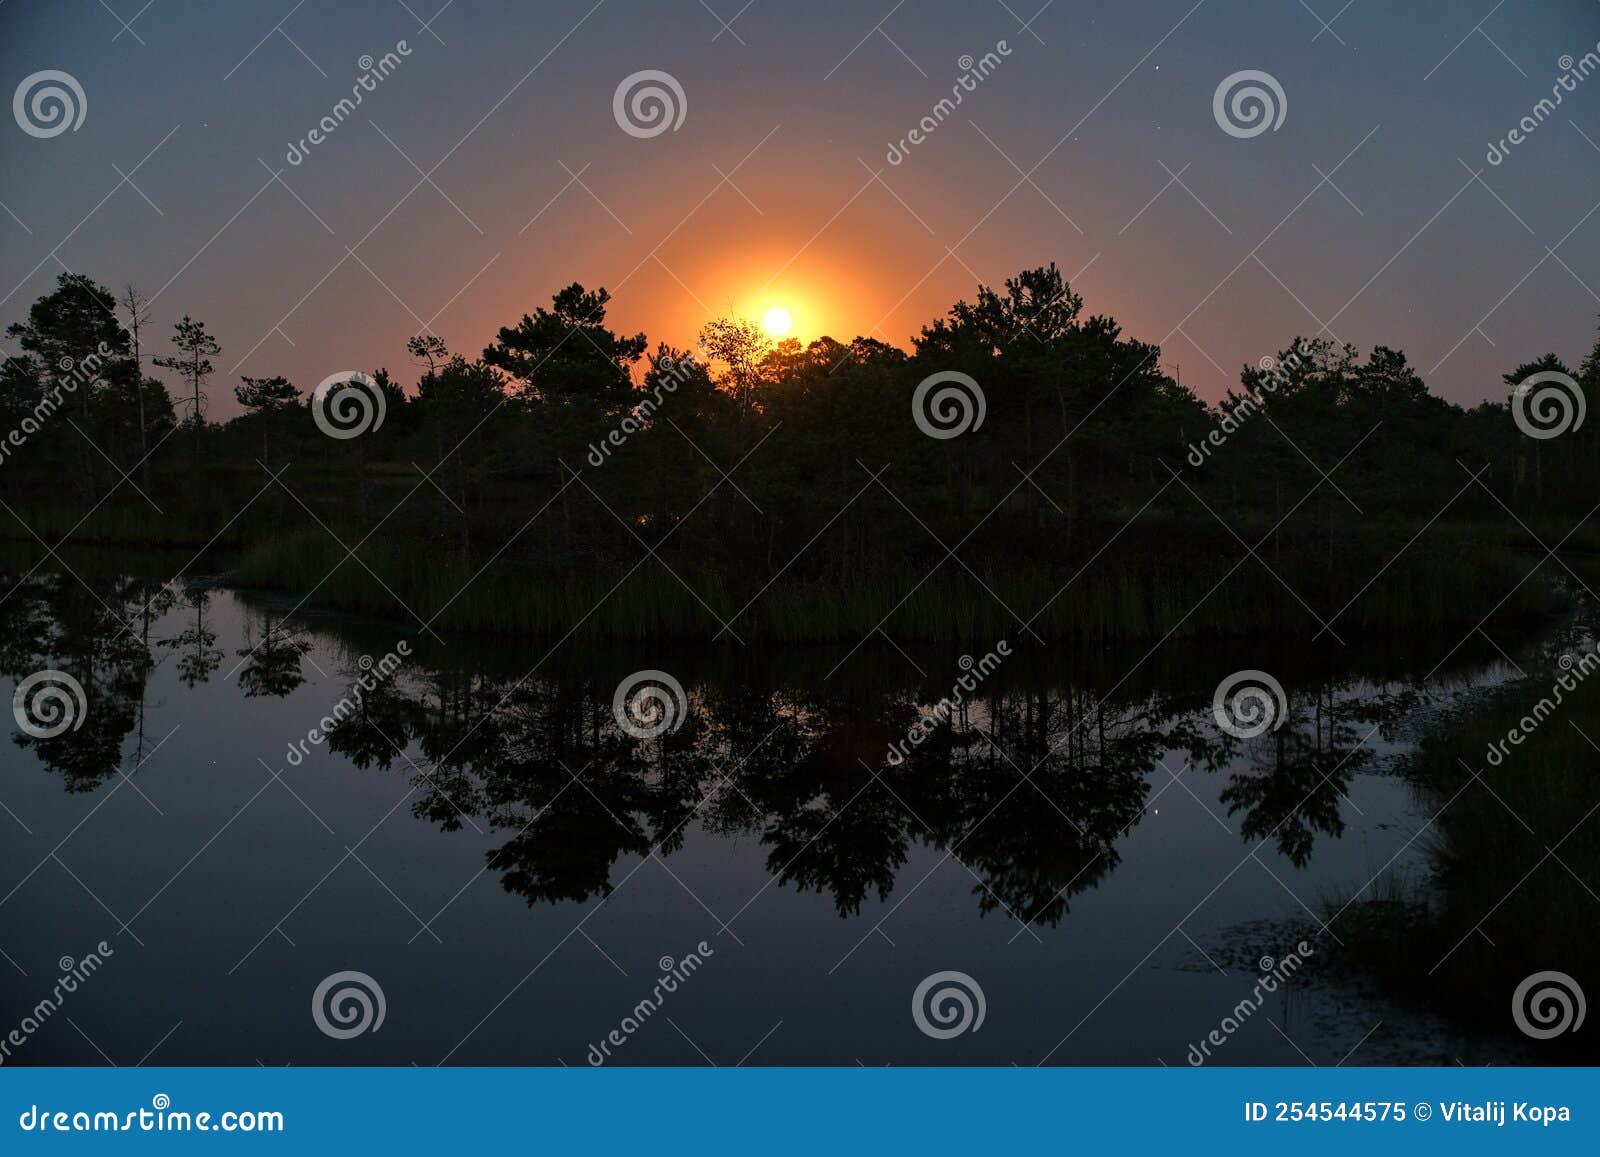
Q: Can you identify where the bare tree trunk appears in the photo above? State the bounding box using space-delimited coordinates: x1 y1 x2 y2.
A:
121 286 152 491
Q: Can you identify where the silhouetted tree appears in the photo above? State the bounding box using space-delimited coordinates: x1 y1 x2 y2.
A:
234 374 298 467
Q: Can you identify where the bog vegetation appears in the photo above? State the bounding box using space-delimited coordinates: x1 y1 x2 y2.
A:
2 267 1596 641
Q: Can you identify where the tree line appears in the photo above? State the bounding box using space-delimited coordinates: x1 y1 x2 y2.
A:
1 266 1593 640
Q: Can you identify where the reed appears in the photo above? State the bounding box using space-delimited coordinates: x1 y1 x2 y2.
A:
223 526 1564 643
1322 668 1600 1059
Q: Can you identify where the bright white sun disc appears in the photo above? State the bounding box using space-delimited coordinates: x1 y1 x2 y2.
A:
763 307 792 336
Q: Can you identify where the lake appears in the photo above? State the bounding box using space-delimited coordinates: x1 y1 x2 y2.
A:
0 573 1538 1066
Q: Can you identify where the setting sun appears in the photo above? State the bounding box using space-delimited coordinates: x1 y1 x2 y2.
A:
762 306 793 337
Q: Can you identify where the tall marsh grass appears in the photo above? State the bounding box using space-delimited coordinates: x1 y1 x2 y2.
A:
224 527 1565 643
1323 667 1600 1059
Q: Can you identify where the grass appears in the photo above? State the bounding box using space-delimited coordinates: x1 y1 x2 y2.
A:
1321 664 1600 1060
0 483 1573 642
0 504 246 549
215 525 1567 643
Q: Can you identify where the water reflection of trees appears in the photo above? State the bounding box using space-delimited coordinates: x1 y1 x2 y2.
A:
0 572 161 791
0 572 307 792
159 586 222 687
313 654 1410 925
0 577 1451 919
234 610 311 698
1217 683 1417 867
331 663 1188 921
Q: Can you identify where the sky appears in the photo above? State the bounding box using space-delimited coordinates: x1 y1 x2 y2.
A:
2 0 1600 419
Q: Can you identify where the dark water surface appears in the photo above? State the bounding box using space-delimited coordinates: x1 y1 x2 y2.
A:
0 575 1537 1065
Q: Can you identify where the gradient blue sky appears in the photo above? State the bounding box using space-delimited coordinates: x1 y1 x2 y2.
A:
3 0 1599 418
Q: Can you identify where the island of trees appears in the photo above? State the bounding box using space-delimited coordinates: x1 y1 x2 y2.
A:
2 265 1596 642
